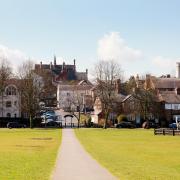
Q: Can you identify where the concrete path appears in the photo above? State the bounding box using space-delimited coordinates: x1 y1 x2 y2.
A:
52 129 117 180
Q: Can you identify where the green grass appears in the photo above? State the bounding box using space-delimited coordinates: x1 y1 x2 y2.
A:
0 128 61 180
75 128 180 180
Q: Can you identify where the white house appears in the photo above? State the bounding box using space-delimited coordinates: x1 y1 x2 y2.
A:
0 80 21 118
57 80 93 111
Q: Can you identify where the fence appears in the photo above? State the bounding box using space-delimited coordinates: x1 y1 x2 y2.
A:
154 128 180 136
0 117 42 128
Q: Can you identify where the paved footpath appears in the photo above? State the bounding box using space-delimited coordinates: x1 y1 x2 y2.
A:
52 129 117 180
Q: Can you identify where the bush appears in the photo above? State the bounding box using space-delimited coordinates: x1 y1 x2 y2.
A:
86 117 92 127
117 114 128 123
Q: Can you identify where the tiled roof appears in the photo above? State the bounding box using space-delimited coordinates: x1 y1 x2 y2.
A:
58 84 93 91
152 77 180 89
158 91 180 103
57 80 93 91
58 80 92 86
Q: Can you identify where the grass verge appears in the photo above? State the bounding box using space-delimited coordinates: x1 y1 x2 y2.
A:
0 128 61 180
75 128 180 180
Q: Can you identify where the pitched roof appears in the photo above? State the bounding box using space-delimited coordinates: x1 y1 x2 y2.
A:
58 80 92 86
152 77 180 89
158 91 180 103
57 80 93 91
58 84 93 91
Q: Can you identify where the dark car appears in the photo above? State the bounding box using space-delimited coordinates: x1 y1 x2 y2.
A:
7 122 26 129
116 121 135 128
169 123 177 129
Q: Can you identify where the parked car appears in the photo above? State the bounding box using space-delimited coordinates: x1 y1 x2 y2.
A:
7 122 26 129
142 121 160 129
45 110 55 115
169 123 177 129
41 119 58 127
116 121 135 128
41 113 57 119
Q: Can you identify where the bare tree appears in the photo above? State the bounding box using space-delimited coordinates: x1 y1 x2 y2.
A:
18 60 41 128
94 60 123 128
0 59 12 117
65 86 86 128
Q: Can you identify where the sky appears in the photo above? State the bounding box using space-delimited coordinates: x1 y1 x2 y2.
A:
0 0 180 79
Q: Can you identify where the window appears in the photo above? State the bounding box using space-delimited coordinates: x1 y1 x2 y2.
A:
6 101 12 107
14 101 17 106
67 93 70 96
174 105 179 110
6 86 17 95
7 113 11 118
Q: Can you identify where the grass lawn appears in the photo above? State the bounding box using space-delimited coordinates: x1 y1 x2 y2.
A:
75 128 180 180
0 128 61 180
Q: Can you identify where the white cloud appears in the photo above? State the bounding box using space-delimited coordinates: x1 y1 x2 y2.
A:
97 32 143 62
152 56 177 68
0 44 27 72
151 56 180 76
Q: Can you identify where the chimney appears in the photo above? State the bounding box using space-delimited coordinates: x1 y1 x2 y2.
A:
176 62 180 78
40 61 42 69
74 59 76 71
54 55 56 66
145 74 151 90
86 69 88 74
136 74 139 81
62 62 65 71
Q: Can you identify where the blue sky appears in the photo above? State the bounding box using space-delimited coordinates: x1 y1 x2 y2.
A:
0 0 180 78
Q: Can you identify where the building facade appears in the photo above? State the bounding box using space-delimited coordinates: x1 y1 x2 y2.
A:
34 57 89 107
57 80 93 111
0 80 21 118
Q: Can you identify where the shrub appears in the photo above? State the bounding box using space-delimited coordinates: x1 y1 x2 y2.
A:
117 114 128 123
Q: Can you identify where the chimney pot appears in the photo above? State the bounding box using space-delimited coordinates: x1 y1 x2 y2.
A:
176 62 180 78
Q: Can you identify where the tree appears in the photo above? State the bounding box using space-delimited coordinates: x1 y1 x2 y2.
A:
66 86 85 128
0 59 12 117
34 68 57 107
18 60 41 128
132 88 156 121
94 60 123 128
131 88 163 128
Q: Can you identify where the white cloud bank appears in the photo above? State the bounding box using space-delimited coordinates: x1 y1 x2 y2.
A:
97 32 143 62
0 44 27 72
97 32 179 77
152 56 177 68
151 56 179 76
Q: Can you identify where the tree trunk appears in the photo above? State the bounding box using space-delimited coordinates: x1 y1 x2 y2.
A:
1 94 3 117
30 114 33 129
103 111 109 129
78 110 80 128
